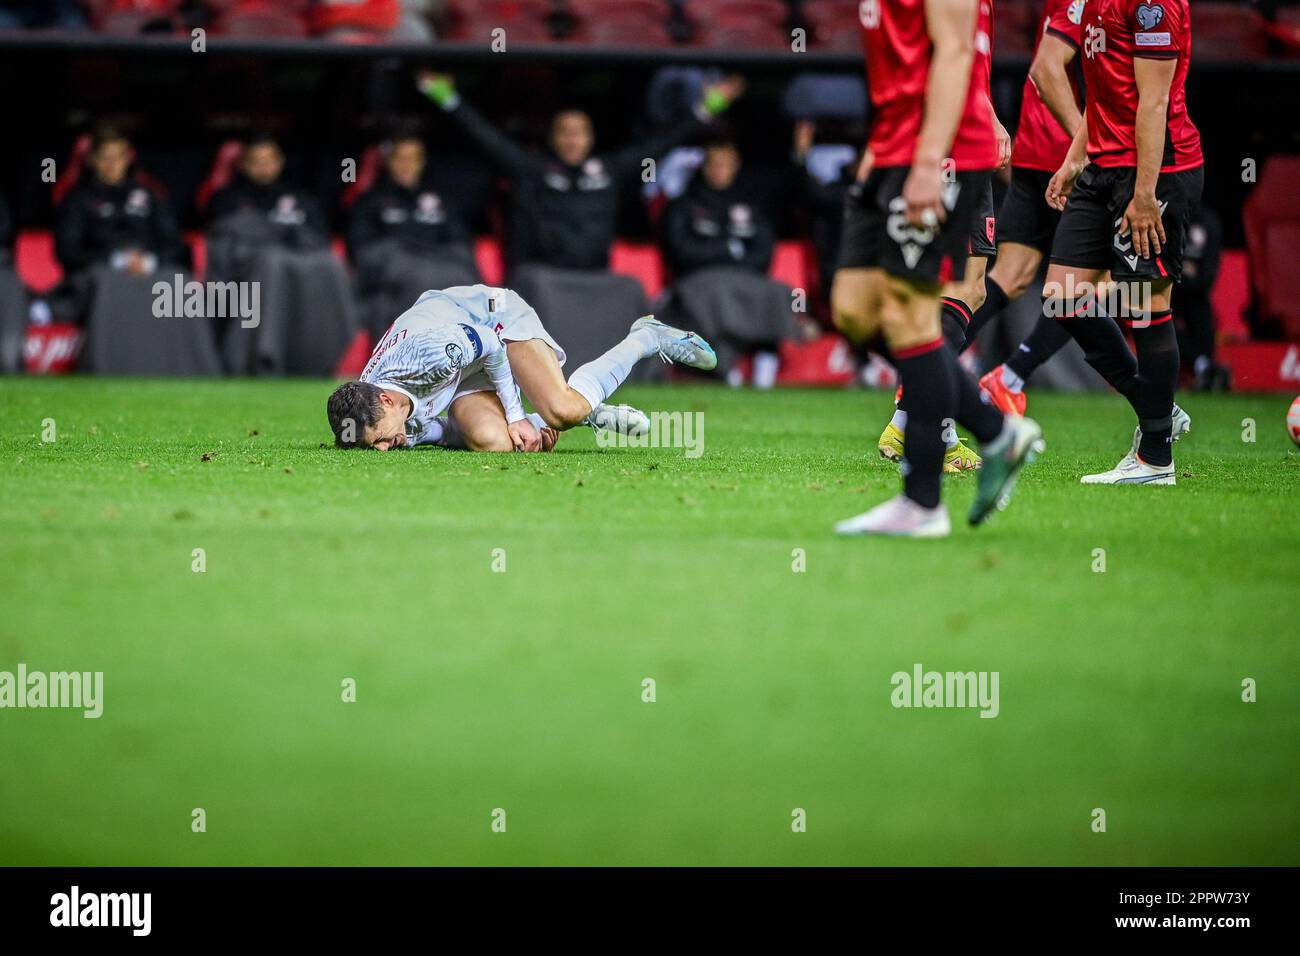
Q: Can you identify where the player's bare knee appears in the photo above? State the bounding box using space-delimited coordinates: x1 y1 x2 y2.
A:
536 392 589 430
466 426 513 452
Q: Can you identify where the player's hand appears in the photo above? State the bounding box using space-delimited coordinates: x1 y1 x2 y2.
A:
709 74 746 104
539 426 559 452
416 71 457 108
508 419 541 453
1121 192 1166 260
902 158 945 229
855 146 875 183
993 118 1013 170
1046 160 1084 211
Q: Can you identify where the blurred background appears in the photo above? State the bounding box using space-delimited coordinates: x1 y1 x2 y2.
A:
1 0 1298 391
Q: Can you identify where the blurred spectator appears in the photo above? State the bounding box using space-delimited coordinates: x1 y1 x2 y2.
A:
310 0 434 41
790 118 859 318
1174 203 1230 391
0 192 24 373
0 0 86 30
207 135 360 375
346 134 478 338
662 141 796 388
415 70 742 376
53 126 217 374
418 71 743 272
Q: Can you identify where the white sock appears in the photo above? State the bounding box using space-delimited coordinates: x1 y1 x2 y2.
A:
752 351 779 389
567 327 658 411
890 409 907 431
1001 365 1025 393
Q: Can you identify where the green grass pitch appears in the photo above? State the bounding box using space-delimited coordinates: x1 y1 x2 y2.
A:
1 377 1297 865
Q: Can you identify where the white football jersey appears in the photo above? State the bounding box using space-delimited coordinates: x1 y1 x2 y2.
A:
360 287 527 445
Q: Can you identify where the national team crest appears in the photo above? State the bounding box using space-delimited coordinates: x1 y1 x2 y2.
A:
445 342 465 367
985 216 996 243
1135 3 1164 31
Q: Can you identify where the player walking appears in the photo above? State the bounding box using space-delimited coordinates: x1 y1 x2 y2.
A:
876 0 1008 473
831 0 1045 537
960 0 1089 413
1039 0 1202 483
326 285 717 452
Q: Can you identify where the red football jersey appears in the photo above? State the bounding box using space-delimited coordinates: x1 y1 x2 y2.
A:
1011 0 1086 171
1081 0 1202 171
862 0 999 170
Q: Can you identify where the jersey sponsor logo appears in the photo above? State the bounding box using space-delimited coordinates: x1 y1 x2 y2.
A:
1134 2 1164 30
1068 0 1086 25
1135 31 1171 45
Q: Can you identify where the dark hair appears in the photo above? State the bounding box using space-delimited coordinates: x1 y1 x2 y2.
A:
327 381 385 448
91 124 131 152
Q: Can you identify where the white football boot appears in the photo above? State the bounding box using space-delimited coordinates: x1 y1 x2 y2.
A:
834 494 952 538
630 316 718 371
1080 454 1176 485
586 403 650 437
1129 403 1191 459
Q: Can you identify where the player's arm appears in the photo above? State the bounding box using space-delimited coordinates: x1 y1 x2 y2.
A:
905 0 979 227
1046 111 1089 210
617 76 745 174
986 92 1012 170
1029 33 1084 138
1124 56 1177 259
417 72 536 176
476 329 540 451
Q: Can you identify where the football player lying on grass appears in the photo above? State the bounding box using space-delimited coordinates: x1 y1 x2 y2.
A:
326 284 717 452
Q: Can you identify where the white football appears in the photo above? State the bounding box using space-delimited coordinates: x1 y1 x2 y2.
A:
1288 395 1300 446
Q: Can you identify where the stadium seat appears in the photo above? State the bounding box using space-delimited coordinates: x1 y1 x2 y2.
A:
339 145 385 210
567 0 666 22
686 0 787 29
307 0 400 38
453 14 553 43
1242 155 1300 339
1192 3 1270 60
693 22 790 51
92 0 181 35
194 139 245 216
211 0 309 38
576 19 674 47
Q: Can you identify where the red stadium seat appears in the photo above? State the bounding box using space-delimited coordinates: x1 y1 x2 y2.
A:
800 0 861 50
567 0 667 22
1192 3 1270 60
1242 155 1300 339
446 0 553 25
693 22 790 51
194 139 244 216
577 20 674 47
212 0 309 38
453 15 553 43
339 144 384 210
686 0 787 28
93 0 181 35
308 0 400 36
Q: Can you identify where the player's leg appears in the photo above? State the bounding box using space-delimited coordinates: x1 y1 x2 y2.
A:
447 390 518 452
448 389 560 452
888 261 985 473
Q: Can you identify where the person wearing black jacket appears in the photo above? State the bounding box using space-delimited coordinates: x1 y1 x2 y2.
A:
51 127 218 374
346 134 479 338
54 130 185 284
662 141 794 388
206 135 359 375
417 71 743 272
